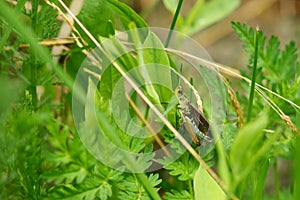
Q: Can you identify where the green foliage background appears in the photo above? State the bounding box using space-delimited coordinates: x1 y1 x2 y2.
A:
0 0 299 200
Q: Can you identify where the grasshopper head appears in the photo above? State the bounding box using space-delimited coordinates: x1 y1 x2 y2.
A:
175 86 183 96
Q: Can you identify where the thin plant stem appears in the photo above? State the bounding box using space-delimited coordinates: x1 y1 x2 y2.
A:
165 0 183 48
30 0 40 110
126 93 172 158
247 26 260 122
254 160 270 200
273 159 281 200
30 56 38 110
188 180 194 198
294 138 300 200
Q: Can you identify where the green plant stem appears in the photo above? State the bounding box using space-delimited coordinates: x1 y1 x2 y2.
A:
188 180 194 198
30 0 40 110
254 160 270 200
247 26 260 122
273 158 280 200
165 0 183 48
31 0 39 31
30 57 38 110
294 138 300 200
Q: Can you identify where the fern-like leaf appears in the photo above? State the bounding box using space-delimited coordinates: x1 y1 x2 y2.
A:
160 152 199 181
164 190 192 200
118 173 161 200
232 21 299 84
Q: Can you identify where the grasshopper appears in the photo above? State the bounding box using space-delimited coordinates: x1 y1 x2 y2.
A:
174 86 212 146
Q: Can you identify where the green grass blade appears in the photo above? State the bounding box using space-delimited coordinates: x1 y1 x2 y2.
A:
247 26 261 122
293 137 300 200
165 0 183 48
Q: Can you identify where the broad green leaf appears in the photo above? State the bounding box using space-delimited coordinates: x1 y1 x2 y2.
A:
99 33 138 75
106 0 148 29
84 78 100 132
84 78 126 165
99 65 122 100
142 32 172 103
98 34 137 104
142 32 170 66
77 0 115 40
163 0 239 34
183 0 240 35
215 133 231 187
129 27 161 105
164 0 240 35
194 165 226 200
229 114 268 185
162 0 180 14
77 0 147 41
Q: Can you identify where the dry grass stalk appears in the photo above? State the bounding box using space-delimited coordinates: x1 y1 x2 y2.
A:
225 81 244 128
125 93 172 157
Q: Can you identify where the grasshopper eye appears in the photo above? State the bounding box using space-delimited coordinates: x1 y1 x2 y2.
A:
177 86 183 94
